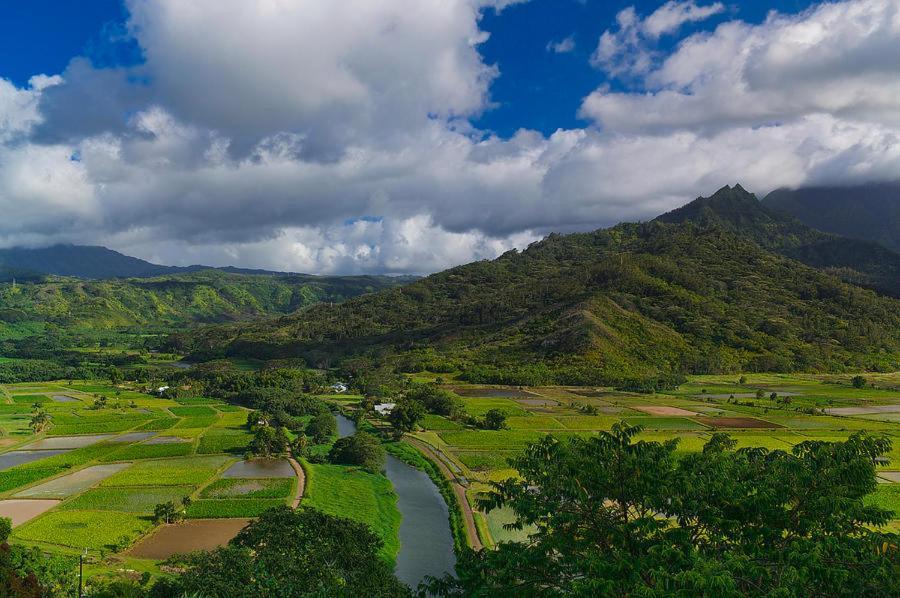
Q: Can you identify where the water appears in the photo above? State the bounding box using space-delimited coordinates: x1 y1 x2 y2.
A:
335 415 456 589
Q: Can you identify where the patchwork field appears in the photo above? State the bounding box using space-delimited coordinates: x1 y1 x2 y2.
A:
0 380 299 564
402 373 900 548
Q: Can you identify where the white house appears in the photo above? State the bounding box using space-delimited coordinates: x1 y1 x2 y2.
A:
156 386 169 395
331 382 349 393
374 402 396 416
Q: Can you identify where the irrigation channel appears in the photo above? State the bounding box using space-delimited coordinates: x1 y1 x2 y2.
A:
335 415 456 589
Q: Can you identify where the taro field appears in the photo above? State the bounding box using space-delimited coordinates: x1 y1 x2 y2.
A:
0 380 299 570
400 372 900 546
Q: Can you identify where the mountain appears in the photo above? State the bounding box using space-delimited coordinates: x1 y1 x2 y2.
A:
0 269 409 334
0 245 195 280
656 185 900 297
175 189 900 387
763 182 900 253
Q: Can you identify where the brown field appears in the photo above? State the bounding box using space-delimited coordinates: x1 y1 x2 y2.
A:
634 406 697 417
0 499 60 527
697 417 784 429
825 405 900 416
127 518 250 559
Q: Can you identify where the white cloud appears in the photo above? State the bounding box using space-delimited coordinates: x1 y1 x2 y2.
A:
583 0 900 133
0 0 899 275
590 1 724 77
547 35 576 53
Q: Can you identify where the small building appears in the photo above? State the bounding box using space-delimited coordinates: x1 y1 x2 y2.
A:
331 382 348 393
374 402 396 416
156 386 170 395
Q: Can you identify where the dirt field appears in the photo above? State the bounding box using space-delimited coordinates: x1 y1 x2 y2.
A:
826 405 900 416
15 464 130 498
634 406 697 416
0 499 60 527
697 417 783 429
127 518 251 559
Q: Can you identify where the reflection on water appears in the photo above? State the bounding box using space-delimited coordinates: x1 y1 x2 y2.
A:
335 415 456 589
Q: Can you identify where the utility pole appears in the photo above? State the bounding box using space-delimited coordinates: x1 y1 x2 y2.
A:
79 549 86 597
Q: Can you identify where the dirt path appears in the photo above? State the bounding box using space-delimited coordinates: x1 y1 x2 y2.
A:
288 457 305 508
405 437 483 551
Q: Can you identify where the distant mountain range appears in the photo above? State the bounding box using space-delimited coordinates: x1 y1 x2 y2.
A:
0 244 298 282
764 182 899 253
177 185 900 385
657 185 900 297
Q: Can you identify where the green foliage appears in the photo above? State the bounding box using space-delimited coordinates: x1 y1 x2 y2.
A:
480 409 507 431
427 425 899 596
185 499 286 519
99 441 193 461
329 432 386 473
100 456 230 487
404 383 462 417
306 413 337 444
200 478 293 499
152 506 409 597
13 510 151 551
852 375 867 388
247 425 289 457
182 194 900 387
388 399 425 434
61 486 196 514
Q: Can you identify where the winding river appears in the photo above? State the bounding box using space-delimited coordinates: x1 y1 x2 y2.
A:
335 415 456 589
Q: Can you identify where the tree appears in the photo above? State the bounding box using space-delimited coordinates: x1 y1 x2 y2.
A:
152 506 410 597
755 388 765 400
388 399 425 435
481 408 507 430
329 432 386 473
427 424 899 596
852 375 867 388
248 425 289 457
405 383 461 417
738 375 747 384
153 501 183 525
29 409 50 434
306 412 337 444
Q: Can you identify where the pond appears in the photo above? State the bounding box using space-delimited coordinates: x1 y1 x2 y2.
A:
336 415 455 590
222 458 294 478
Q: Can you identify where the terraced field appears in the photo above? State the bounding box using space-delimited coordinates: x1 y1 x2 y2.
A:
402 372 900 545
0 381 301 565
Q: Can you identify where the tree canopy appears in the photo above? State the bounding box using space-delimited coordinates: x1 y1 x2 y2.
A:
427 425 899 597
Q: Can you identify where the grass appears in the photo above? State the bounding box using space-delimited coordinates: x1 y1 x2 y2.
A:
134 417 179 431
621 417 710 431
173 416 217 429
101 456 231 487
14 510 152 551
99 442 193 461
303 462 401 561
459 398 529 418
185 498 286 518
439 430 586 449
60 486 195 513
865 485 900 517
48 417 149 435
169 406 218 417
420 414 463 430
12 395 49 404
197 429 253 455
456 451 517 470
200 478 293 499
505 416 566 430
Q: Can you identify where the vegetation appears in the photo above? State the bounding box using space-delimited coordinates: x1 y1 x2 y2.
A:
427 425 899 596
329 432 386 473
389 399 426 434
152 506 409 597
179 187 900 388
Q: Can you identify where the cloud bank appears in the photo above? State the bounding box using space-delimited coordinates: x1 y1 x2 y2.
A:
1 0 899 274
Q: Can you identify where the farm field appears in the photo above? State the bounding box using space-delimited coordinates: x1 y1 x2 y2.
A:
400 372 900 547
0 380 306 569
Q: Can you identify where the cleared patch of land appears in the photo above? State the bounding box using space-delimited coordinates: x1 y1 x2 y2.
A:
20 435 113 450
14 463 130 498
127 518 250 560
633 406 697 416
0 499 60 526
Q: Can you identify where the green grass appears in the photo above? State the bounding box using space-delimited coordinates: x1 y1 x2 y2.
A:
48 417 149 435
174 397 222 406
173 416 217 429
60 486 195 513
99 442 193 461
101 456 231 487
439 430 586 449
197 429 253 454
505 416 566 430
169 406 218 417
420 414 463 430
185 498 286 518
621 417 710 431
12 395 50 404
13 510 152 551
134 417 179 431
554 416 620 430
865 485 900 517
456 451 518 470
303 462 401 561
200 478 293 499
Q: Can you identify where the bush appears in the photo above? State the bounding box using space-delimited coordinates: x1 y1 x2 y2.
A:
328 432 386 473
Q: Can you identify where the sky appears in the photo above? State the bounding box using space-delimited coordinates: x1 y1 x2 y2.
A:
0 0 898 275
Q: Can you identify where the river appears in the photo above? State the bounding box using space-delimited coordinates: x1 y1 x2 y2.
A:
335 415 456 589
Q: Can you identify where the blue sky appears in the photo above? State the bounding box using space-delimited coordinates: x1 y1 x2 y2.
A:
0 1 896 274
1 0 821 137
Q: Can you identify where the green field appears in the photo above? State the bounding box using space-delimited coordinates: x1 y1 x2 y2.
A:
303 463 401 561
14 510 152 551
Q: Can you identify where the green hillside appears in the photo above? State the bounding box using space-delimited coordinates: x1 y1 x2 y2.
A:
0 269 407 333
176 192 900 387
763 182 900 253
657 185 900 296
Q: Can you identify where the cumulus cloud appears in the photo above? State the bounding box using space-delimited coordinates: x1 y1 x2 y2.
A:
0 0 899 275
583 0 900 133
590 1 724 77
547 36 576 53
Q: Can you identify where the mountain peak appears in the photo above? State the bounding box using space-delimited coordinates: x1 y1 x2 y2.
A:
655 183 767 227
